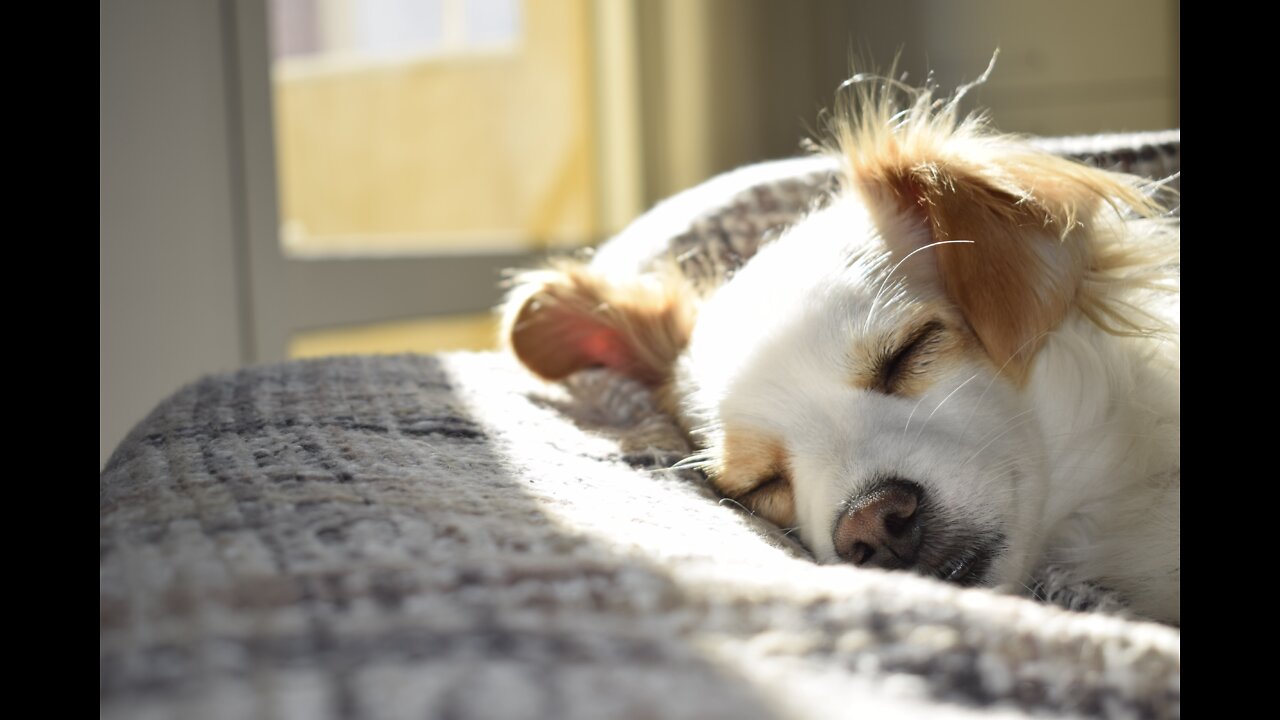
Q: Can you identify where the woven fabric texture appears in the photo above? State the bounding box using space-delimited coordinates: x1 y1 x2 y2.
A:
102 354 1179 720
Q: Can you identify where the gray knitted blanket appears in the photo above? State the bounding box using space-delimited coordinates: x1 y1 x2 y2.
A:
101 132 1180 720
596 130 1179 289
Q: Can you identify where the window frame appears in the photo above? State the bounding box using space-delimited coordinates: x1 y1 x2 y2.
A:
227 0 548 363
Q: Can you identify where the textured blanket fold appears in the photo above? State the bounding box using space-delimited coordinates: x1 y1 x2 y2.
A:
102 353 1178 720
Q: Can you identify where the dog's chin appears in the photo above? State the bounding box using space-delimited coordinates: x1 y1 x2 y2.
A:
914 517 1010 589
810 509 1013 590
977 530 1051 595
813 544 1010 590
929 536 1004 587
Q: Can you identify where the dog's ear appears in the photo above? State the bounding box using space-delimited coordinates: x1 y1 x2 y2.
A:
847 131 1156 381
501 260 696 385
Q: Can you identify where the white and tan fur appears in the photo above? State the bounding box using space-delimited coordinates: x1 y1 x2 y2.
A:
503 74 1179 625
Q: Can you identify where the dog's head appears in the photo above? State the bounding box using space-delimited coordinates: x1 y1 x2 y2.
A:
502 76 1170 590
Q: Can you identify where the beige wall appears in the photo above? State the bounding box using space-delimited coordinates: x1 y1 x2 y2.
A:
101 1 246 467
636 0 1178 204
914 0 1178 135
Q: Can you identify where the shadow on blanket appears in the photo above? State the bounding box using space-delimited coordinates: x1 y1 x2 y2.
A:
101 353 1178 720
102 355 787 719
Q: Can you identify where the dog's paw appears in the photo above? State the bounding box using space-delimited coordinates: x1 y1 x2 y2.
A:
1027 565 1132 618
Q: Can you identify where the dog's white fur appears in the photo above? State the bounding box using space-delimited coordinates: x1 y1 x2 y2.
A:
504 75 1179 625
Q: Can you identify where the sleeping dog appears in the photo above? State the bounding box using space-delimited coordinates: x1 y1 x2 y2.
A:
502 72 1180 625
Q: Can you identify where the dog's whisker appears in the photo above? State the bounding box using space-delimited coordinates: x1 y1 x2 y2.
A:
912 372 981 446
1044 430 1170 443
717 497 754 515
863 240 974 333
961 330 1052 443
964 408 1036 456
1017 578 1046 603
671 452 713 470
862 273 905 335
960 411 1036 469
902 394 930 437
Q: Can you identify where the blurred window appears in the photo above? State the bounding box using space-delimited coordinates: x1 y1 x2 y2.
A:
268 0 597 258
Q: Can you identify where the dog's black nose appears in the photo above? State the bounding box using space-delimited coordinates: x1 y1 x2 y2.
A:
833 479 924 568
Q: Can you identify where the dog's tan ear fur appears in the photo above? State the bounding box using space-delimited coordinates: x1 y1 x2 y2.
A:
502 260 696 385
833 73 1171 381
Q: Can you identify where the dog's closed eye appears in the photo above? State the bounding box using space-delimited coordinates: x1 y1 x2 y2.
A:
871 320 947 395
735 473 795 527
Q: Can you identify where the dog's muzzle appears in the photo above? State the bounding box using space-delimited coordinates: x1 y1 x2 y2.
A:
833 478 924 569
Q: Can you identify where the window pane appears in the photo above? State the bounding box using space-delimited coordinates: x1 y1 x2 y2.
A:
289 312 499 359
268 0 596 257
